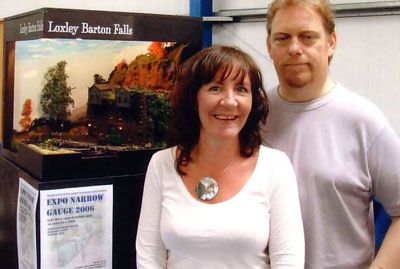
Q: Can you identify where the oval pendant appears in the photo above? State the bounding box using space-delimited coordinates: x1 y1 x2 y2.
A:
195 176 219 201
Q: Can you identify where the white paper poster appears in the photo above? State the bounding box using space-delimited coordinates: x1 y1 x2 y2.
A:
40 184 113 269
17 177 39 269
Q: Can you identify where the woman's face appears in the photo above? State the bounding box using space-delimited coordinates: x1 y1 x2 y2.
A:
197 67 253 142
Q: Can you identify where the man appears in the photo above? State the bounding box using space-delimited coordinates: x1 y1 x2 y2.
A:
263 0 400 268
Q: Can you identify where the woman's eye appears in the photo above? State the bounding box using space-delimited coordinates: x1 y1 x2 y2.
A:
237 86 249 93
208 86 220 92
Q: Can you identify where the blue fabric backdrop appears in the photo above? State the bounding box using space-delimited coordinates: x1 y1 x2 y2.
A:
374 199 391 252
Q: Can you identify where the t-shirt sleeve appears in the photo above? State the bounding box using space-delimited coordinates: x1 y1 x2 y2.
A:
369 124 400 217
136 153 167 268
268 152 305 268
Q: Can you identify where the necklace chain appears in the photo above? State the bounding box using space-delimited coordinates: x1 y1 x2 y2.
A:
194 153 239 201
197 154 238 179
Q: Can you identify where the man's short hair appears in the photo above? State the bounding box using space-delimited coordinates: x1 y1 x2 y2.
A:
266 0 335 35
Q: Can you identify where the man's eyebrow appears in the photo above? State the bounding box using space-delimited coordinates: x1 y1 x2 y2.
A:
300 30 320 34
272 32 289 36
272 30 320 35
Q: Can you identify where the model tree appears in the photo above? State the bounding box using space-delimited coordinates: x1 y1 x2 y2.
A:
19 98 32 132
93 73 106 84
40 60 74 122
148 41 166 59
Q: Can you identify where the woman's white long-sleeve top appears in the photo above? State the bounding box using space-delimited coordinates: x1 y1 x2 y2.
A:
136 145 304 268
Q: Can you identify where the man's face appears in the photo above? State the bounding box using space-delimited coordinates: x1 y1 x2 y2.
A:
267 5 336 89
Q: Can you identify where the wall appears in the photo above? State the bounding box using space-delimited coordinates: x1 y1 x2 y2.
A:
214 0 398 11
0 0 189 18
213 13 400 136
331 15 400 135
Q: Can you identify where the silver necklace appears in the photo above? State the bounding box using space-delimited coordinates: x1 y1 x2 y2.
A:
195 156 238 201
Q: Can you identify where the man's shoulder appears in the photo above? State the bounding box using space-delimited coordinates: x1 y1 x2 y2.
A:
333 84 387 122
325 84 390 138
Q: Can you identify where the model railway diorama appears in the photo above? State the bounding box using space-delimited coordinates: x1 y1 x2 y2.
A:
13 40 185 156
1 8 202 180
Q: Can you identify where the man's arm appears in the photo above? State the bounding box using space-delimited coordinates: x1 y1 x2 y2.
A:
370 217 400 269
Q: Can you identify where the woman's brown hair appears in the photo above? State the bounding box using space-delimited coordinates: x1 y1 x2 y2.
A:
168 45 269 175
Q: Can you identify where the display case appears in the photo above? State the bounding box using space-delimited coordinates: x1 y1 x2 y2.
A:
2 7 202 180
0 8 202 269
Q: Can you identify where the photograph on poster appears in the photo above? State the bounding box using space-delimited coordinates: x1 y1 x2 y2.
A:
40 184 113 269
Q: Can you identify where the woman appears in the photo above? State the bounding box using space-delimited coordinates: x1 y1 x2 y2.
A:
136 45 304 268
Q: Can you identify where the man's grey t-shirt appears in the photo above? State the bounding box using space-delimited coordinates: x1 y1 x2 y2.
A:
263 83 400 268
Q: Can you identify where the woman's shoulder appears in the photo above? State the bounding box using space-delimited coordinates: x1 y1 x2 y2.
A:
149 146 176 166
258 145 294 174
259 145 290 162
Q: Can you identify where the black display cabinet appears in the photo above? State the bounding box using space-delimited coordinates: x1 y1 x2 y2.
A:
0 8 201 269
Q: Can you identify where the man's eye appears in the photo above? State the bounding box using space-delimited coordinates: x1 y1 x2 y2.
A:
274 36 289 42
301 34 318 44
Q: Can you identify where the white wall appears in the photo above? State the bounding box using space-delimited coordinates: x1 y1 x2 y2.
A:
0 0 189 18
214 0 397 12
213 15 400 135
214 0 266 11
332 15 400 134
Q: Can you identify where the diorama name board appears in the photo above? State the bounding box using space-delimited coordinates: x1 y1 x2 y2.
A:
5 8 202 42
